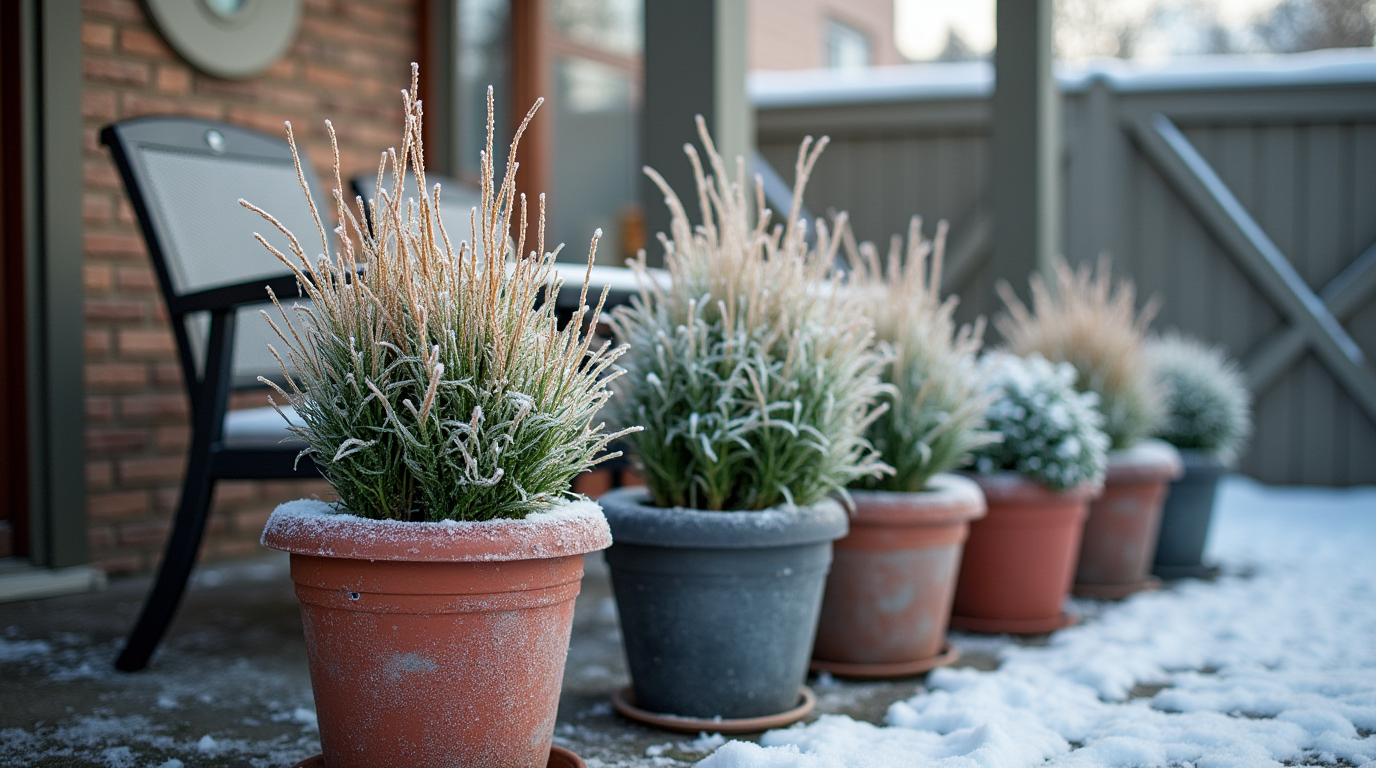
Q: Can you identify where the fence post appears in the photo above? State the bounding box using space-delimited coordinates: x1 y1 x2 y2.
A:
991 0 1061 307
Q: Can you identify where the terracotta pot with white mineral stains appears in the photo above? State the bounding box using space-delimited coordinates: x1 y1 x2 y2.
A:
262 499 611 768
1074 440 1183 599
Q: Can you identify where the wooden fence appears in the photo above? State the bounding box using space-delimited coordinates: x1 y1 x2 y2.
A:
753 51 1376 485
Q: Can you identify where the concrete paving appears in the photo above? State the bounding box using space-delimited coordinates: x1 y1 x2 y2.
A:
0 551 1010 767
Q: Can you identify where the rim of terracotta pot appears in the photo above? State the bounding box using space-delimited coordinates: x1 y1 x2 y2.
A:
1105 439 1184 483
963 471 1102 505
260 498 612 561
597 486 848 549
846 474 988 526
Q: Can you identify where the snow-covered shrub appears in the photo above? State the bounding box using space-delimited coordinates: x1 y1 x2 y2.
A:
607 120 889 511
246 70 635 521
1146 333 1252 463
971 353 1109 490
996 257 1164 451
845 218 997 492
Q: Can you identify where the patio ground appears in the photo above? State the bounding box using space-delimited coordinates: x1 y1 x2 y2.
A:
1 477 1373 768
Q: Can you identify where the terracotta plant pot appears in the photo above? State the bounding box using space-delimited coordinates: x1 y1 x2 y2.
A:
951 473 1099 634
262 499 612 768
599 486 847 722
1153 449 1228 580
811 474 986 677
1074 440 1183 598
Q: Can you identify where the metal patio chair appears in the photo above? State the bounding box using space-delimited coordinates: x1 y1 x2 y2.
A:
102 117 332 672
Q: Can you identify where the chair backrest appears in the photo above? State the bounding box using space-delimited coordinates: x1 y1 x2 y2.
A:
102 118 331 389
350 171 484 248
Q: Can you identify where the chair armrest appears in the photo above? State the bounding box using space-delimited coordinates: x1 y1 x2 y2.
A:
168 274 307 314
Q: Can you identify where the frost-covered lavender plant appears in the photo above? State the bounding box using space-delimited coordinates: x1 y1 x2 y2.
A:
970 353 1109 490
607 119 889 511
245 68 635 521
996 257 1164 451
1146 333 1252 463
845 217 997 492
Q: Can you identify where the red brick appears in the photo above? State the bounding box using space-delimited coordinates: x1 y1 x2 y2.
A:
85 231 146 260
87 525 116 552
84 57 150 88
263 58 298 81
119 519 172 547
153 362 183 387
84 160 122 190
122 92 222 121
84 127 103 154
87 461 114 491
93 555 143 576
86 362 149 389
116 266 158 293
118 456 184 486
155 64 191 95
192 75 260 101
232 505 274 534
303 63 356 91
154 425 190 452
117 328 176 358
209 540 263 560
119 28 173 60
82 90 117 123
86 396 115 422
84 264 113 292
85 298 148 321
119 393 188 422
117 199 137 225
85 329 112 356
87 427 148 454
82 0 145 22
213 480 259 507
82 22 115 51
84 194 113 225
154 486 179 515
87 489 150 521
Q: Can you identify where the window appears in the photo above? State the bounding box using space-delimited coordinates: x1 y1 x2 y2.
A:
826 19 872 69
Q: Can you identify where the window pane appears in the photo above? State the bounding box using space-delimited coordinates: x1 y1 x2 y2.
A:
457 0 511 180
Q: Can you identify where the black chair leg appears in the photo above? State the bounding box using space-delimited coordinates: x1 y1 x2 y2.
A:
115 450 216 672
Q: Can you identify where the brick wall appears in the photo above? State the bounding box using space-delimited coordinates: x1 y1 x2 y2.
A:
81 0 419 575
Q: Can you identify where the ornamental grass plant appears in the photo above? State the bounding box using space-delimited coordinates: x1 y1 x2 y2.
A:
245 67 635 521
996 257 1164 451
1146 332 1252 463
971 352 1110 490
607 119 889 511
843 218 997 492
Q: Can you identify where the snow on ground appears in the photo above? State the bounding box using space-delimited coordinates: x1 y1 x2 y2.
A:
700 477 1376 768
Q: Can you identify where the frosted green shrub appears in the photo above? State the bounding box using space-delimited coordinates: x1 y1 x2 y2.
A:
1146 333 1252 463
245 70 635 521
607 120 890 511
845 218 998 492
971 352 1109 490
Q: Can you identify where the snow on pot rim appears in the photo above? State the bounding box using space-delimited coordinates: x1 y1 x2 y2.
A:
1106 438 1184 483
597 486 848 548
845 474 988 526
260 498 612 562
964 470 1103 504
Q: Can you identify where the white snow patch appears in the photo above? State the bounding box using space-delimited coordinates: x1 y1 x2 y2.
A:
153 760 185 768
699 477 1376 768
195 734 218 753
0 637 51 662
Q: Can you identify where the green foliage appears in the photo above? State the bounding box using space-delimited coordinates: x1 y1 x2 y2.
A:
246 72 634 521
996 257 1165 450
971 353 1110 490
1146 332 1252 462
845 218 998 492
607 122 889 511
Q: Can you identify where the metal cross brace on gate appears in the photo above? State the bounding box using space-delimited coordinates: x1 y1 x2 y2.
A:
1130 112 1376 422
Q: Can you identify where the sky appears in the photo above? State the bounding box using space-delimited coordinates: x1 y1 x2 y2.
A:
894 0 1289 61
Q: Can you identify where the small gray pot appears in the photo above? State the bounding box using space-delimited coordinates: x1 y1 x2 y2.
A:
599 486 848 720
1152 449 1228 579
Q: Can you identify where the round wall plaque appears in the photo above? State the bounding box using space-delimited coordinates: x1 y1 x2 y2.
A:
143 0 303 80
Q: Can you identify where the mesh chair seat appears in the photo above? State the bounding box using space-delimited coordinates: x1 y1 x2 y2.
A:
223 406 307 450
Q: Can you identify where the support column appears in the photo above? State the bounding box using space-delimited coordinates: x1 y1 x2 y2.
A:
991 0 1060 300
642 0 753 261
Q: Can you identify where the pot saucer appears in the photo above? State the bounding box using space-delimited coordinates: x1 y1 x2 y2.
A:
1073 576 1161 600
949 611 1079 635
1153 564 1221 581
611 685 816 734
291 744 586 768
810 642 960 679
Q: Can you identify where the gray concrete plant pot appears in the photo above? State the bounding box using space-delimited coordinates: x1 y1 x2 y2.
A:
1152 449 1229 580
599 486 848 721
